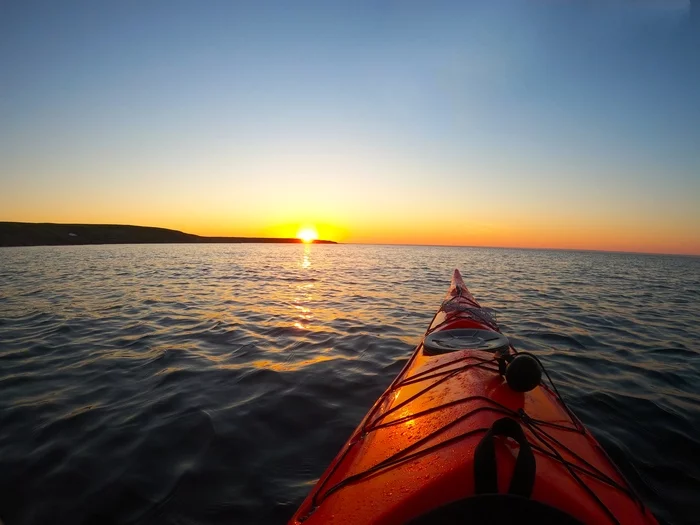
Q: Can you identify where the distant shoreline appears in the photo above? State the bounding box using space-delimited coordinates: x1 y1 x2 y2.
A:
0 222 337 247
1 222 696 257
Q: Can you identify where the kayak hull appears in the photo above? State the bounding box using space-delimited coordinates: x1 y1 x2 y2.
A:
290 270 658 525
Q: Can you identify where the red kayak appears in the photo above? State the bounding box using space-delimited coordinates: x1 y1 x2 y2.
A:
290 270 658 524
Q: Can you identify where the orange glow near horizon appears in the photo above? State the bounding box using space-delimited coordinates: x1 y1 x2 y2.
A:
184 217 698 255
2 207 698 255
2 129 697 255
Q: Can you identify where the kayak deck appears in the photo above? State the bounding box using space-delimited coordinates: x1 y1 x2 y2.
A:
291 270 657 525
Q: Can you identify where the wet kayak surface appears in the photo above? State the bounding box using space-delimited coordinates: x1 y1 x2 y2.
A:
1 244 698 524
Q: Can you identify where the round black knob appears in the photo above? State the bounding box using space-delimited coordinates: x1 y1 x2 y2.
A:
506 354 542 392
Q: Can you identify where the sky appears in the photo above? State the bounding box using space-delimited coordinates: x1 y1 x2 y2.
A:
1 0 699 254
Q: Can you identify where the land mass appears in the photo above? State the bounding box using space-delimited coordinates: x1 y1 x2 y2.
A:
0 222 337 247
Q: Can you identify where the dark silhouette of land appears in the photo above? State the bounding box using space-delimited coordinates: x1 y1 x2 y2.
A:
0 222 337 247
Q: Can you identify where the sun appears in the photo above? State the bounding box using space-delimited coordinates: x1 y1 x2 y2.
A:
297 227 318 243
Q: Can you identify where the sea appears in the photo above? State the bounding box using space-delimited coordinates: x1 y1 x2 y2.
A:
0 244 698 525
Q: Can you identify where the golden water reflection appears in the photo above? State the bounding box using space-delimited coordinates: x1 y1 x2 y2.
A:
251 355 336 372
293 284 314 329
301 243 311 269
295 244 313 329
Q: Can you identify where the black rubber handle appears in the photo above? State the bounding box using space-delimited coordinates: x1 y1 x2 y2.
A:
474 417 536 498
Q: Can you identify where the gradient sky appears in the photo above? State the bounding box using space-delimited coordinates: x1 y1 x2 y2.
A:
1 0 699 254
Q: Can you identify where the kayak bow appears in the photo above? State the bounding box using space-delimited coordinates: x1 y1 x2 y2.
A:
290 270 658 525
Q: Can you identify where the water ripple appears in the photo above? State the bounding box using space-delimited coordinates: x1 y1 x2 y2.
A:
0 244 698 524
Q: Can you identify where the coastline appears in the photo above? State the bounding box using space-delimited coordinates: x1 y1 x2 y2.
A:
0 222 337 247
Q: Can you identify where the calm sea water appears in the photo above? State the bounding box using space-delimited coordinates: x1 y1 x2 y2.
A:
0 244 699 525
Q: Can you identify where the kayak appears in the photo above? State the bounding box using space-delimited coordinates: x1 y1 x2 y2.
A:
289 269 658 525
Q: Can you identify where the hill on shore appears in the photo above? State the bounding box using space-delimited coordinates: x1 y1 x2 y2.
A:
0 222 337 247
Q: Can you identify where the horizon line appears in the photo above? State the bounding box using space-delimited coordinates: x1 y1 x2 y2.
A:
339 242 700 258
1 220 698 257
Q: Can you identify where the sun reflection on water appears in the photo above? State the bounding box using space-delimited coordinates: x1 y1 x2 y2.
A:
301 243 311 269
294 244 314 329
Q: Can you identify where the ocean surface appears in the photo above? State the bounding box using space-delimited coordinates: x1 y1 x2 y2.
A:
0 244 698 525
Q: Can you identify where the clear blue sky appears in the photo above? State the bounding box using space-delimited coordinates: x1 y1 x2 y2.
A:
1 0 698 253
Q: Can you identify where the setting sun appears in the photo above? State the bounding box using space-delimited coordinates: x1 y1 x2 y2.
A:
297 227 319 243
